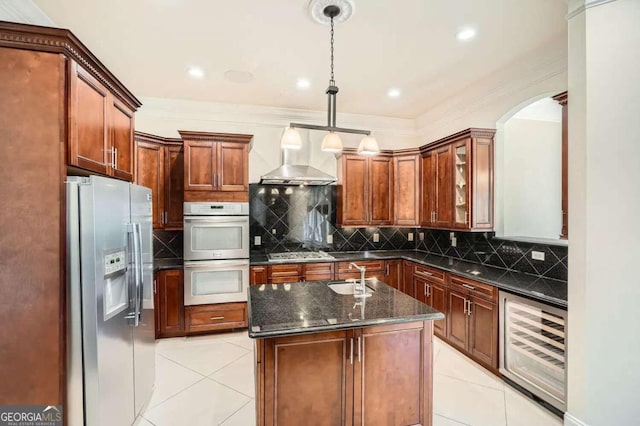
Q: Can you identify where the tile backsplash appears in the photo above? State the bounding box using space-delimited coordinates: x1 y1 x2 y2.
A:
153 230 183 259
416 229 568 281
249 184 414 254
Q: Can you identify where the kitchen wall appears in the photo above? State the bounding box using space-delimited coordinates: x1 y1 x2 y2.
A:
249 183 568 281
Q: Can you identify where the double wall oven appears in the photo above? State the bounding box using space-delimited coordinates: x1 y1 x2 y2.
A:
183 202 249 306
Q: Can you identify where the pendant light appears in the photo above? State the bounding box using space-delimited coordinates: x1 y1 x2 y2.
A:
280 127 302 150
280 1 378 156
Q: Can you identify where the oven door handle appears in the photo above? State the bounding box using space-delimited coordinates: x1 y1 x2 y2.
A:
184 217 249 223
184 261 250 269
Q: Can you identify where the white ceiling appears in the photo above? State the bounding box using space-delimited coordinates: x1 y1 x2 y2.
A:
31 0 567 119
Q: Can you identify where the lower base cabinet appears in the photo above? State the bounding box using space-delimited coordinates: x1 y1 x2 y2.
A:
155 269 185 338
255 321 434 426
185 303 248 333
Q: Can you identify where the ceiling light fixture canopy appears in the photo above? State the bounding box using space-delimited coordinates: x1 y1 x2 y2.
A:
281 1 378 155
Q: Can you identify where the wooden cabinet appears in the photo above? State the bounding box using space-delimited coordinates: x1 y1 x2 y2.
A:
394 153 421 226
337 153 394 226
155 269 185 338
421 128 495 231
384 259 403 290
69 61 138 181
180 131 252 202
185 303 247 333
403 260 415 296
414 265 447 338
135 132 184 230
256 321 434 426
446 274 499 370
250 263 335 285
336 260 386 281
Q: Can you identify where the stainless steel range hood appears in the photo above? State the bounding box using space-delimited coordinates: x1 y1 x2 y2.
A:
260 140 336 186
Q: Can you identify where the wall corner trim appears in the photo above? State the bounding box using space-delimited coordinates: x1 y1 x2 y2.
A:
565 412 589 426
567 0 619 20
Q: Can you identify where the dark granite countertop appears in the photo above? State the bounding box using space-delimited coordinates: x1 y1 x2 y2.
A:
248 280 444 338
250 250 567 308
154 258 183 272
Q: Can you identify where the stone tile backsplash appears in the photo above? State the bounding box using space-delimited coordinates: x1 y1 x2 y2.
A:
171 183 575 282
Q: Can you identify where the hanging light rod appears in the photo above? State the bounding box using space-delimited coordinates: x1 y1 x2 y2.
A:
281 1 378 154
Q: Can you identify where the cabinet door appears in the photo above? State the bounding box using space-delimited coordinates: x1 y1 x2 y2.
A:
354 322 431 426
135 140 164 228
369 156 393 225
394 154 420 226
452 139 471 229
421 152 436 227
250 266 268 285
431 282 448 339
69 62 110 175
217 142 248 191
164 145 184 229
414 276 429 304
403 260 415 296
434 145 453 228
384 260 403 290
471 136 494 230
447 288 468 352
157 269 185 337
468 295 499 369
184 141 215 191
110 98 135 181
339 155 369 226
263 331 353 426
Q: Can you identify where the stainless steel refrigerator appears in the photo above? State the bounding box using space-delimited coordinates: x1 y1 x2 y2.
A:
66 176 155 426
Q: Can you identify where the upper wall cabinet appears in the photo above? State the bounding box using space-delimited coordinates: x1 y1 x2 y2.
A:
421 128 495 231
179 131 252 202
68 60 139 182
393 152 421 226
135 132 184 230
337 152 394 226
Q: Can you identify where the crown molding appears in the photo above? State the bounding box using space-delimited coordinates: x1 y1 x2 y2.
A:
134 131 182 146
0 1 55 26
567 0 618 19
177 130 253 144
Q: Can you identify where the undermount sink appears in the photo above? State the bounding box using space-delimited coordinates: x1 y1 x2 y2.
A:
327 281 374 296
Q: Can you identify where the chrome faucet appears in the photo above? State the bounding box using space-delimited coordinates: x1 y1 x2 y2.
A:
348 263 367 296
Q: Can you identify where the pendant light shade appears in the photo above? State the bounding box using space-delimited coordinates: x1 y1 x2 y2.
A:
321 132 343 152
357 135 380 156
281 127 303 150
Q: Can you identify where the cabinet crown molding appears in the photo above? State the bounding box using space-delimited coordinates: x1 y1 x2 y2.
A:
0 21 141 110
552 91 568 106
178 130 253 145
420 128 496 154
135 131 182 146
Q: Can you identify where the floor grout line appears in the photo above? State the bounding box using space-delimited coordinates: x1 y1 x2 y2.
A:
436 372 505 392
434 413 472 426
144 376 209 414
206 374 255 400
217 397 253 425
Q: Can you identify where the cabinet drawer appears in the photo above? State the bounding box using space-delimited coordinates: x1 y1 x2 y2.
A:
303 262 334 275
336 260 386 274
449 275 497 303
185 303 247 333
413 264 445 283
269 264 304 277
268 276 303 284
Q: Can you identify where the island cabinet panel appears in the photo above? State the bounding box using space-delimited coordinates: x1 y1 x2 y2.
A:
394 153 421 226
155 269 185 338
256 322 434 426
261 331 354 426
353 322 433 426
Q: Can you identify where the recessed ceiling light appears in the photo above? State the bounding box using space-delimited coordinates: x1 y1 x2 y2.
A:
457 27 477 41
296 78 310 89
224 70 254 84
388 88 401 98
187 66 205 79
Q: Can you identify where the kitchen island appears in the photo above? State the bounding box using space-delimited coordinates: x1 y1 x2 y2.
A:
248 279 444 426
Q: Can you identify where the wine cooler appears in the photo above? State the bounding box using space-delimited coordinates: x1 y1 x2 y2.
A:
499 291 567 411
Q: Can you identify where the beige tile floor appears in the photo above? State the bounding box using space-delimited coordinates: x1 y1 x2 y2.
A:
137 332 562 426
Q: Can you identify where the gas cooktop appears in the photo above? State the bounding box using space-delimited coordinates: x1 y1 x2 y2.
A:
267 251 335 262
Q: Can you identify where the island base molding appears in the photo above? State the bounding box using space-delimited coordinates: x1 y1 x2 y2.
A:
254 321 435 426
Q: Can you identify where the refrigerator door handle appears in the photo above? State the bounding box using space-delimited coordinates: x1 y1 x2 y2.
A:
133 222 144 325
